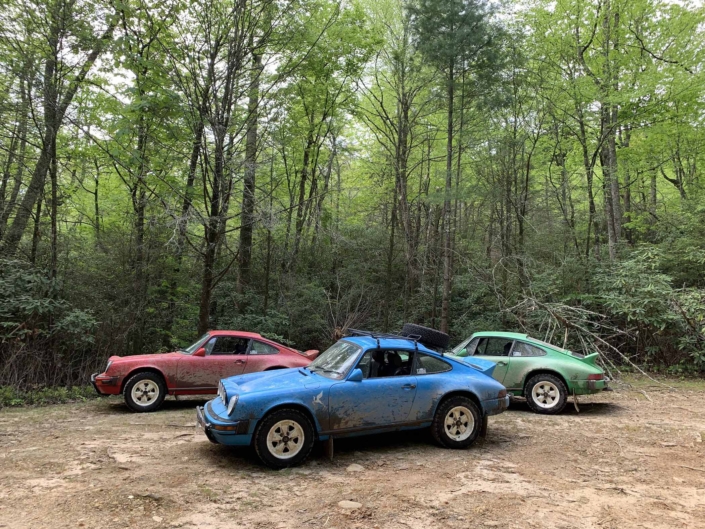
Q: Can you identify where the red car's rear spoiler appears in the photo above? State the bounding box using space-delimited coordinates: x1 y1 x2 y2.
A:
297 349 319 360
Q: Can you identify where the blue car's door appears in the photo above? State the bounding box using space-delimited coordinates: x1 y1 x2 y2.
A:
328 349 417 431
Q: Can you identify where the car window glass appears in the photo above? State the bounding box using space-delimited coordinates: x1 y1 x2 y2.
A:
182 333 209 354
415 353 451 374
309 340 361 379
512 342 546 357
451 337 472 355
207 337 249 356
465 338 480 356
476 338 513 357
359 349 414 379
250 341 278 355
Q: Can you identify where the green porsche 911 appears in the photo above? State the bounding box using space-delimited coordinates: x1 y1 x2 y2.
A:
451 331 609 414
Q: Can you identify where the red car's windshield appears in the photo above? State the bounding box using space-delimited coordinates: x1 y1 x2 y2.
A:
179 333 210 355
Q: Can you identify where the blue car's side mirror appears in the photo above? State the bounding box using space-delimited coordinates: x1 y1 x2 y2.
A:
348 368 363 382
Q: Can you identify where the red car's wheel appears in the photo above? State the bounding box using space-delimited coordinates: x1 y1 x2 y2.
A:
124 372 167 412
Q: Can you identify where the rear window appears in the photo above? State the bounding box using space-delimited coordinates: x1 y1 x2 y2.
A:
416 353 452 374
250 341 278 355
511 342 546 357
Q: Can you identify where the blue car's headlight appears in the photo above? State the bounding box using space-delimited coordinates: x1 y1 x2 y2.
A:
227 395 239 415
218 381 227 404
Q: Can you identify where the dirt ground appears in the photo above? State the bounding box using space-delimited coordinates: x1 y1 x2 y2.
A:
1 380 705 529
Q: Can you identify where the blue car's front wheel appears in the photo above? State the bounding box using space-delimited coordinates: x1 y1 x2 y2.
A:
254 409 315 469
432 396 482 449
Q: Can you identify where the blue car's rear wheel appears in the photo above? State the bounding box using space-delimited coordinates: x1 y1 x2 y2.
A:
254 409 315 469
432 396 482 448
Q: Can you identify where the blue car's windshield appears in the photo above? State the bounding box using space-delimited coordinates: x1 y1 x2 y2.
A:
308 340 362 379
179 333 210 355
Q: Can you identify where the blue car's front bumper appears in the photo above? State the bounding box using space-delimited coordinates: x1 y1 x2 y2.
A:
196 402 254 446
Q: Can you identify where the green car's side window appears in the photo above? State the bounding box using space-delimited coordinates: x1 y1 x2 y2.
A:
477 338 513 357
512 342 546 357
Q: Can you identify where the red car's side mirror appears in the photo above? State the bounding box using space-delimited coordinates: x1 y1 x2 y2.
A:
194 347 206 357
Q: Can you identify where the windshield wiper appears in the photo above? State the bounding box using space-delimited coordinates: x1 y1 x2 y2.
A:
310 367 340 375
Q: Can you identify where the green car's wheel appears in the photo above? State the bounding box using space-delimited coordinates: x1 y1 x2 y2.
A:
431 396 482 448
254 409 315 469
525 373 567 414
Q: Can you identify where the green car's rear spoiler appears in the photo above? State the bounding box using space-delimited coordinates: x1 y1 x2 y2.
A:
581 352 599 366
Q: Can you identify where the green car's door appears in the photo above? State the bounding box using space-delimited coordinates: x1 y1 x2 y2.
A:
501 341 548 392
471 337 513 384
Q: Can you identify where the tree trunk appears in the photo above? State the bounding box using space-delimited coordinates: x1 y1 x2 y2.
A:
29 195 43 265
383 194 397 331
440 63 454 334
1 19 115 254
238 50 262 301
50 131 58 282
292 131 315 266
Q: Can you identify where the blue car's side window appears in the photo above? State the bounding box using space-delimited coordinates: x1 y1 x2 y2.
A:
415 353 451 375
357 349 414 378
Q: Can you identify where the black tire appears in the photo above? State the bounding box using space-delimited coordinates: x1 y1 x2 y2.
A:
431 396 482 449
253 409 315 469
123 372 167 413
524 373 568 415
400 323 450 350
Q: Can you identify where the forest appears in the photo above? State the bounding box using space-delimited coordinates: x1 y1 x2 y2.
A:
1 0 704 389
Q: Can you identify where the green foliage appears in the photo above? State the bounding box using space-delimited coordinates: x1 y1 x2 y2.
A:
408 0 501 73
595 250 677 331
2 0 705 391
0 386 97 408
0 260 97 342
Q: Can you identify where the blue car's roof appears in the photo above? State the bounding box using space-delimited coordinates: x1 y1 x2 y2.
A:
342 336 437 354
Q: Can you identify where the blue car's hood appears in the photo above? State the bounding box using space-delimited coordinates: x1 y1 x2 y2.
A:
222 367 324 395
452 356 497 377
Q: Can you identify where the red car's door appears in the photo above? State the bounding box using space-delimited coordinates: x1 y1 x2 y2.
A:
175 336 250 391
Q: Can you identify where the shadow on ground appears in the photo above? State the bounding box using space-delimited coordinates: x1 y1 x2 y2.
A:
506 399 622 416
93 395 209 415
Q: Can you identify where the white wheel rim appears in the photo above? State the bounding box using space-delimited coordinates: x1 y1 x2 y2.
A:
266 420 305 460
532 381 560 409
444 406 475 441
131 379 160 407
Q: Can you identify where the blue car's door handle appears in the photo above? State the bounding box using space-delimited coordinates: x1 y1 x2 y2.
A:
401 384 416 390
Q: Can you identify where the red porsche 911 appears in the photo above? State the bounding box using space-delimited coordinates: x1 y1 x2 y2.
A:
91 331 319 412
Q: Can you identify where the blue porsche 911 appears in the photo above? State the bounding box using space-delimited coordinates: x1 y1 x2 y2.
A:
196 325 510 468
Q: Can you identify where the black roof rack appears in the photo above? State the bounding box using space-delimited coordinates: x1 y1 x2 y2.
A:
346 329 422 350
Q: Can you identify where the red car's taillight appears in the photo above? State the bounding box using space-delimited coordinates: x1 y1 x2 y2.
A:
587 374 604 380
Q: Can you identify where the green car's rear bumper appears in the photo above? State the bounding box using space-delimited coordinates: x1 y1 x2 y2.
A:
571 378 610 394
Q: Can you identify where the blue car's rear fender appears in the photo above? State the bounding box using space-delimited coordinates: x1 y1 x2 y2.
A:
410 357 507 421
